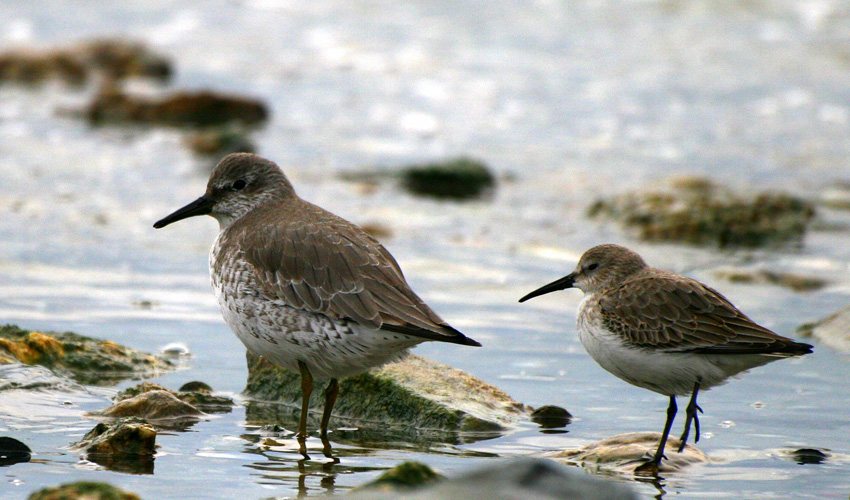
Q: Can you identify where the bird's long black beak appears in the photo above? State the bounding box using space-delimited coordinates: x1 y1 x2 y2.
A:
153 196 214 229
518 273 576 302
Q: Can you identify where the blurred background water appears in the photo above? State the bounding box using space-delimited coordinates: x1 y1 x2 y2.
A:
1 0 849 498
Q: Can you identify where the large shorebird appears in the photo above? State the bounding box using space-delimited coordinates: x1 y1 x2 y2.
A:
519 244 812 473
154 153 479 456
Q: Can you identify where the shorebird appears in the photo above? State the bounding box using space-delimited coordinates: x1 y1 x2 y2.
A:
519 244 812 473
154 153 480 456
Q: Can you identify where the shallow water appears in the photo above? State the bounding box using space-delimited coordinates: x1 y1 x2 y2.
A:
2 0 850 498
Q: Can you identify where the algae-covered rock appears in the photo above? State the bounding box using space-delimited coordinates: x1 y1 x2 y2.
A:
797 305 850 353
0 324 174 386
28 481 141 500
84 87 269 128
115 381 234 413
89 390 205 422
74 420 156 456
342 458 639 500
354 461 444 492
550 432 708 474
401 157 496 200
244 353 527 437
0 38 170 86
714 268 827 292
587 177 816 248
72 420 156 474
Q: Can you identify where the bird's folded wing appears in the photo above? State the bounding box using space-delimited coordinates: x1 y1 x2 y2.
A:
241 207 463 342
598 273 803 354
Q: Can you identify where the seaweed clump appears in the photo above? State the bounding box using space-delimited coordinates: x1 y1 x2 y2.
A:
587 177 816 248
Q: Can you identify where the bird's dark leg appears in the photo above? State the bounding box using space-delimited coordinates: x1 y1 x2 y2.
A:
635 395 677 475
297 360 313 458
677 379 703 452
320 378 339 458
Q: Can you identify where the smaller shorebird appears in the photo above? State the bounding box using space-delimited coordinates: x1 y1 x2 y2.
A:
519 244 812 473
154 153 480 456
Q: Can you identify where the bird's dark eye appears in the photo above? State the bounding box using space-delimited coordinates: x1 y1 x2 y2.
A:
587 263 599 271
232 179 247 191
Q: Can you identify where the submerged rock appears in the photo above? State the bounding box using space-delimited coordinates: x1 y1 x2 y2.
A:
587 177 816 248
342 458 638 500
550 432 709 474
785 448 829 465
0 324 174 386
714 268 828 292
0 436 32 466
0 38 170 86
27 481 142 500
72 420 156 474
530 405 573 429
354 461 444 492
84 87 269 128
401 157 496 200
116 381 234 413
89 390 205 422
244 353 528 437
797 305 850 353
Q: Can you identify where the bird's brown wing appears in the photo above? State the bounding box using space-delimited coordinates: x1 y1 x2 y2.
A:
239 201 478 346
598 271 809 355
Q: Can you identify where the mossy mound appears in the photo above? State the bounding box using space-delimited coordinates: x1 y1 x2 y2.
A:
354 461 443 491
244 353 527 437
89 390 204 422
116 381 234 414
0 38 170 86
28 482 141 500
401 157 495 200
587 177 816 248
550 432 708 474
0 325 174 386
84 87 269 128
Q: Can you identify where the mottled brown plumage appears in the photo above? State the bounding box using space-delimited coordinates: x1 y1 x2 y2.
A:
155 153 478 457
519 243 812 474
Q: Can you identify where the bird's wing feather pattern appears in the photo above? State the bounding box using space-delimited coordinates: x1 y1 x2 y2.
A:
237 201 477 345
598 271 809 355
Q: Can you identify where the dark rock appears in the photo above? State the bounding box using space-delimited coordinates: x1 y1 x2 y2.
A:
587 177 816 248
797 305 850 353
72 420 156 474
185 128 256 160
178 381 213 393
715 268 828 292
0 38 170 86
27 481 142 500
117 381 233 413
788 448 828 465
89 389 204 422
342 458 638 500
244 353 528 437
0 436 32 466
549 432 708 474
84 87 269 128
530 405 572 429
0 324 174 386
354 461 444 491
401 157 496 200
